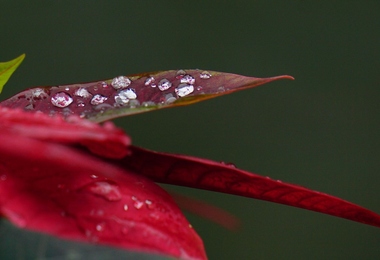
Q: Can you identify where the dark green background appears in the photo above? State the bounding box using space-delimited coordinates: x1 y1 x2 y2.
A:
1 1 380 259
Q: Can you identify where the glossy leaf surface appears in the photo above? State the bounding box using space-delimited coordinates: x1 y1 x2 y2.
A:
0 70 293 122
0 108 206 260
121 146 380 229
0 54 25 93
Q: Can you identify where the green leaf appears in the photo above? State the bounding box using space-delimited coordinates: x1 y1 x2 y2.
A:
0 69 293 122
0 54 25 94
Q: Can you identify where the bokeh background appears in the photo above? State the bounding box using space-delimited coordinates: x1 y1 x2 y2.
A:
1 1 380 259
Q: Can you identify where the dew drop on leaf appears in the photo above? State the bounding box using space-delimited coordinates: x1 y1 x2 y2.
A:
111 76 131 89
132 196 144 209
51 92 73 108
90 94 107 105
122 88 137 99
145 200 155 210
32 88 49 100
114 93 129 106
176 69 186 79
144 76 155 86
101 82 109 88
158 79 172 91
24 103 34 110
87 181 122 201
220 161 237 168
77 101 85 107
175 83 194 97
142 101 156 107
96 222 105 232
180 74 195 85
74 88 92 98
164 93 176 104
134 201 144 209
200 71 212 79
129 99 140 108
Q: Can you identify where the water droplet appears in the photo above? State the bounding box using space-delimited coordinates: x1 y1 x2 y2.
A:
200 71 212 79
94 103 113 111
134 201 144 209
51 92 73 108
123 204 129 211
65 87 70 91
176 70 186 79
91 94 107 105
90 209 104 216
96 222 105 232
132 196 144 209
142 101 156 107
112 76 131 89
90 174 99 179
101 82 109 88
196 86 203 91
114 93 129 106
77 101 85 107
129 99 140 108
24 103 35 110
0 174 7 181
175 83 194 97
180 74 195 85
220 161 236 168
121 88 137 99
217 86 225 93
87 181 122 201
32 88 49 99
62 107 73 117
158 79 172 91
74 88 92 98
144 76 155 86
164 93 177 104
145 200 155 209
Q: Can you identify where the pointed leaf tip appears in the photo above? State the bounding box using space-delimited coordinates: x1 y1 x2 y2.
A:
0 54 25 94
0 69 293 122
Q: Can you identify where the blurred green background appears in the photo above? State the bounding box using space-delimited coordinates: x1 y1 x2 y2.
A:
1 1 380 259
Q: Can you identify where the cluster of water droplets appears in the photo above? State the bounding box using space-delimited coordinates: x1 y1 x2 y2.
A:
43 70 212 116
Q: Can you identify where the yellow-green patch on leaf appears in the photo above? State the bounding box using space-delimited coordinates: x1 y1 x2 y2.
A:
0 54 25 94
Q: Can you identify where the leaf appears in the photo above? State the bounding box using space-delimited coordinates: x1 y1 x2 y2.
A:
0 108 206 260
0 70 293 122
121 146 380 229
0 54 25 94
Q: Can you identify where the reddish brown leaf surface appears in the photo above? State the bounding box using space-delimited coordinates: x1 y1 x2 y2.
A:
0 108 206 260
0 70 293 122
121 146 380 229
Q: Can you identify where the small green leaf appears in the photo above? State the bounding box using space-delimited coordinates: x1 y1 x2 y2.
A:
0 54 25 94
0 69 293 122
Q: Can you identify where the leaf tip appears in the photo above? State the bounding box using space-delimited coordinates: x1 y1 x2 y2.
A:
0 53 26 94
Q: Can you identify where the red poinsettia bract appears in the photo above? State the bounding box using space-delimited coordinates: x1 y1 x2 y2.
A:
0 107 205 260
1 107 380 260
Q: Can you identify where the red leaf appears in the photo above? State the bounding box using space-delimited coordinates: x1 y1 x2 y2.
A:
0 107 130 158
0 109 206 260
121 146 380 228
0 70 293 122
